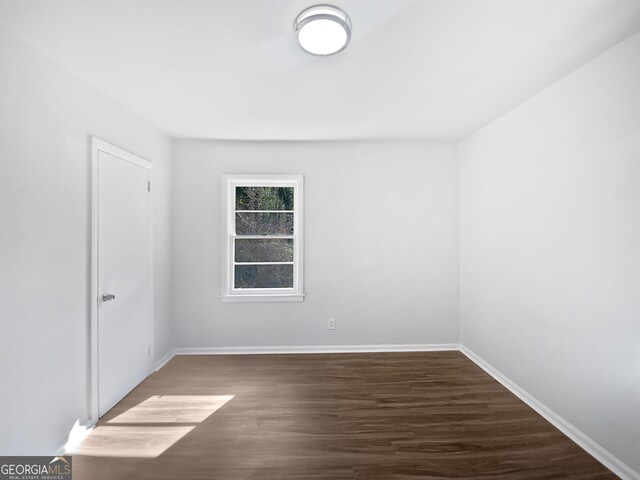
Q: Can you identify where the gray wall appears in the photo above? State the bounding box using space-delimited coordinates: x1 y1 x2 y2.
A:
459 32 640 473
171 140 459 349
0 25 172 454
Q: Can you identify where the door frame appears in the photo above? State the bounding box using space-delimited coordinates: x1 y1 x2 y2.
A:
90 136 154 422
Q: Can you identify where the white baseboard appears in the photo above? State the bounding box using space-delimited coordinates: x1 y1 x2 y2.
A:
459 346 639 480
154 343 459 370
154 349 175 371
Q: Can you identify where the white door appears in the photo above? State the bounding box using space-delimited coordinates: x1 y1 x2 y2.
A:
96 144 152 417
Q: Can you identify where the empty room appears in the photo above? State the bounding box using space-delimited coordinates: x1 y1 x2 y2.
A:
1 1 639 479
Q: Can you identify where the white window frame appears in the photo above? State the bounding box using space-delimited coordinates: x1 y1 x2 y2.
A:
221 174 304 302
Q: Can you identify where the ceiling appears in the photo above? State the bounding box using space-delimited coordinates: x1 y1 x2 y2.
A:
1 0 639 141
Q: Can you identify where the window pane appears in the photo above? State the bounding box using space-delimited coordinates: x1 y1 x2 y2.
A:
234 264 294 289
235 239 293 263
235 186 294 211
236 212 293 236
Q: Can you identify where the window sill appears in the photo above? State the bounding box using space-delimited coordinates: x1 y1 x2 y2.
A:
221 294 305 303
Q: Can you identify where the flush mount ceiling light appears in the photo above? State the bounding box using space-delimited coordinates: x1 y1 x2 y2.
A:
294 5 351 56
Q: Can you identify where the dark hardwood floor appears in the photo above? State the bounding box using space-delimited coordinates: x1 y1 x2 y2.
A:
72 351 617 479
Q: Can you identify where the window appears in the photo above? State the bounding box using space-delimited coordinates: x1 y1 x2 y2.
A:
221 175 304 302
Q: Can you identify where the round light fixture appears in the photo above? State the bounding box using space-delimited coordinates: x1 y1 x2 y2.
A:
294 5 351 56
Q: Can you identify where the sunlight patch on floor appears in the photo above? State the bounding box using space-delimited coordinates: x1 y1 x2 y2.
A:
64 419 94 453
108 395 235 424
69 426 194 458
70 395 235 458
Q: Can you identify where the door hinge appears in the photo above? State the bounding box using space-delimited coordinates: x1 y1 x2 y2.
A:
147 181 151 192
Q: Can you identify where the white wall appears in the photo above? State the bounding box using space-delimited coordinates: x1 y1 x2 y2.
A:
460 32 640 475
0 25 172 454
171 140 459 349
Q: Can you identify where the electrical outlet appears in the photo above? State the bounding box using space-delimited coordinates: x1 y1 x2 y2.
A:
328 318 336 330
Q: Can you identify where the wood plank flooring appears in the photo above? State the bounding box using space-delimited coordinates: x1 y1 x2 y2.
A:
71 351 617 479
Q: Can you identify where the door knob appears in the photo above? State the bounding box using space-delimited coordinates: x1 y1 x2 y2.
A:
102 293 116 302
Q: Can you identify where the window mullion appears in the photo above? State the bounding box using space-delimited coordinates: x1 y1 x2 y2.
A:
235 210 294 213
